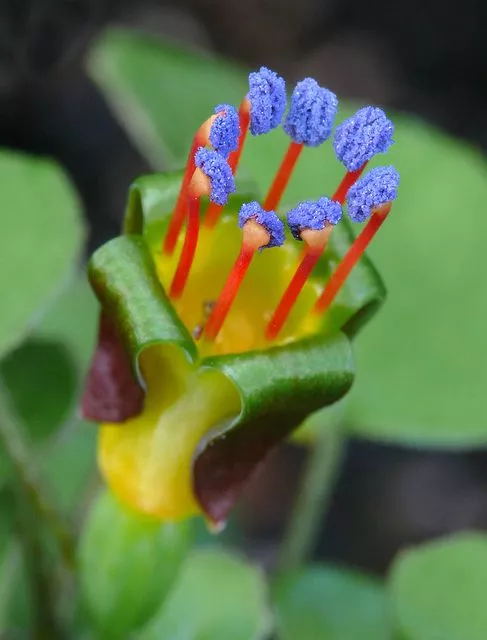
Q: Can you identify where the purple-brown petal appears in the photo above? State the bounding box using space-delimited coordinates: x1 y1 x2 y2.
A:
81 314 144 423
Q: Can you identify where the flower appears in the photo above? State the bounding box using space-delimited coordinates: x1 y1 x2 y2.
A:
82 68 399 528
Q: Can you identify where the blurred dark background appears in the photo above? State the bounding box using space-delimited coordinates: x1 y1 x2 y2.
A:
1 0 487 576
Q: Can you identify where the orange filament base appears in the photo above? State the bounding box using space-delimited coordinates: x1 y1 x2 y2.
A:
169 195 200 299
314 203 392 315
266 227 332 340
332 163 368 205
263 141 303 211
204 99 250 230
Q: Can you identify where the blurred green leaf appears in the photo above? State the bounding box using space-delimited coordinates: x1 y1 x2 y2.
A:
79 489 191 639
389 532 487 640
91 29 487 447
1 340 77 443
138 548 271 640
41 423 97 511
36 276 98 375
0 277 98 483
0 152 84 359
89 31 245 168
273 565 391 640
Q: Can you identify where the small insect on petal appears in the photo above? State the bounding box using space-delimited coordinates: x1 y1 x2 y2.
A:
287 198 342 241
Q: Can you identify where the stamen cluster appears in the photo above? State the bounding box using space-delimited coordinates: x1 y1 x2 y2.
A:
164 66 400 345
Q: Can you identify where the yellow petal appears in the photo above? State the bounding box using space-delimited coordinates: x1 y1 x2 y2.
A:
99 344 241 521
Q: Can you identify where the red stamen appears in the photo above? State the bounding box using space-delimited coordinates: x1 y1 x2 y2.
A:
169 195 200 299
204 99 250 230
266 227 332 341
332 163 368 205
203 220 270 342
314 202 392 315
229 98 250 174
263 141 303 211
164 115 218 255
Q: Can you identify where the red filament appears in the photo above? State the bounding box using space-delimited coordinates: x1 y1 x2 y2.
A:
314 203 391 315
169 195 201 299
263 141 303 211
204 100 250 230
266 248 322 341
332 163 367 205
203 243 255 341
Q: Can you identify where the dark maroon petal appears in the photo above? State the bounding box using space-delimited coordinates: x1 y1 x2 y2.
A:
193 414 298 527
81 314 144 423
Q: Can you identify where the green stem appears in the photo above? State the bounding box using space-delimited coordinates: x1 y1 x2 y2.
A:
277 424 345 573
14 484 64 639
0 383 76 570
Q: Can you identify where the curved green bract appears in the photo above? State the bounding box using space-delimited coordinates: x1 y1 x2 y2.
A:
88 235 198 380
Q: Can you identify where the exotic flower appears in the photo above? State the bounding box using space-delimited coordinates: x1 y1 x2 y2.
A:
82 67 399 528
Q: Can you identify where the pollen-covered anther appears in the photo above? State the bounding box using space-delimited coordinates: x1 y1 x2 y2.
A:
194 147 236 206
331 106 394 205
334 106 394 172
169 153 235 300
266 198 341 340
284 78 338 147
209 104 240 158
263 78 338 212
164 114 222 255
205 99 251 229
315 166 400 315
248 67 287 136
203 203 285 342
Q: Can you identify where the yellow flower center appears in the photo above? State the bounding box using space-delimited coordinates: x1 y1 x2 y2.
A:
155 213 321 357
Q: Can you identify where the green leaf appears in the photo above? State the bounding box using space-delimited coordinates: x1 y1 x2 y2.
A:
79 489 191 639
0 340 78 443
89 32 246 168
0 277 98 484
90 29 487 447
389 532 487 640
0 152 83 359
274 565 391 640
41 422 97 512
137 549 271 640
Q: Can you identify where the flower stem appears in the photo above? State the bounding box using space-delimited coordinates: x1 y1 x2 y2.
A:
276 424 345 573
0 383 76 572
